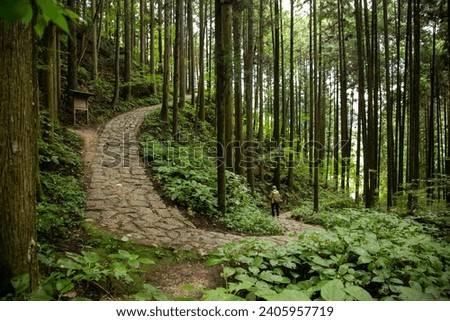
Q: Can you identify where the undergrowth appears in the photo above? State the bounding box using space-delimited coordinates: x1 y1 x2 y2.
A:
203 208 450 301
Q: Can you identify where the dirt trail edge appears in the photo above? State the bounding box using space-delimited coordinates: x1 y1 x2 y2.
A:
82 106 319 255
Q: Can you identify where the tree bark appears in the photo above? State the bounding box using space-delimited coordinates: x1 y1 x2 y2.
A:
161 0 171 122
273 0 281 189
124 0 132 100
245 0 255 192
0 20 39 297
233 5 243 175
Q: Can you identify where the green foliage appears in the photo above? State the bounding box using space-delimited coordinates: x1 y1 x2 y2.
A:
139 110 283 235
1 249 159 301
37 172 85 242
205 209 450 301
0 0 78 38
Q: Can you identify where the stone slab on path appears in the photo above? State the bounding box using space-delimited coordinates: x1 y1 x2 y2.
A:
84 106 321 255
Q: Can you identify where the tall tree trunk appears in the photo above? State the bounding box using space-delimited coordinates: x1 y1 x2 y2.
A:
288 0 295 190
161 0 171 122
92 0 98 79
198 0 206 121
245 0 255 192
312 0 319 212
0 19 39 297
233 5 243 175
258 0 265 179
173 0 183 139
124 0 132 100
67 0 78 96
355 0 368 205
157 0 163 73
43 24 58 141
338 0 349 191
407 0 421 212
177 0 186 139
273 0 281 189
383 0 395 208
224 3 234 170
446 0 450 205
150 0 157 94
216 0 227 214
140 0 146 66
111 0 121 108
426 23 437 201
187 0 195 106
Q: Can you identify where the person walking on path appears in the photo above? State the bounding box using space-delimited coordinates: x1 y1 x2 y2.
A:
270 185 282 217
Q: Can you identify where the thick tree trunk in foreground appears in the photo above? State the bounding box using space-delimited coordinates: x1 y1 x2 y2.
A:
0 20 39 297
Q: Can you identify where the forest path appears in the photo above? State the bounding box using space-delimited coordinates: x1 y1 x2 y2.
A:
79 105 319 255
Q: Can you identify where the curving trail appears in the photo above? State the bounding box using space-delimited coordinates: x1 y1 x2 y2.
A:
83 106 319 255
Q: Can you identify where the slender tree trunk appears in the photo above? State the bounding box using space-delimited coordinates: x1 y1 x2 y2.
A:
288 0 295 190
407 0 421 212
188 0 195 106
273 0 281 189
216 0 227 214
161 0 171 122
446 0 450 205
233 5 243 175
384 0 395 208
111 0 121 107
258 0 265 179
140 0 146 66
198 0 206 121
68 0 78 93
224 3 234 170
157 0 163 73
355 0 368 205
177 0 186 139
245 0 255 193
92 0 98 79
426 23 437 201
150 0 157 94
0 19 39 297
43 24 58 141
124 0 132 100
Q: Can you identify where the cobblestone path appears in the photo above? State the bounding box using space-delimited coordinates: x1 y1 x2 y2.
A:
85 106 318 255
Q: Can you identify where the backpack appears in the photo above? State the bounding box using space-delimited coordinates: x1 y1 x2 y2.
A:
273 191 282 203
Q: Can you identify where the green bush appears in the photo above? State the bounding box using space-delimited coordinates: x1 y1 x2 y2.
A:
37 172 85 242
205 209 450 301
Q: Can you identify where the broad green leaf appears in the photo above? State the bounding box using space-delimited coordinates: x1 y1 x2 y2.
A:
113 264 129 279
321 279 346 301
205 257 225 267
0 0 31 24
311 255 331 267
357 254 373 265
261 289 311 301
11 274 30 293
394 286 434 301
139 258 155 265
339 264 349 276
29 287 54 301
82 251 100 264
258 271 285 283
37 0 69 34
128 259 140 269
344 285 373 301
222 266 236 278
389 278 404 285
56 278 74 294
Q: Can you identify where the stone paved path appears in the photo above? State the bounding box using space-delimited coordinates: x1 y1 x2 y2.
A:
85 106 319 255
